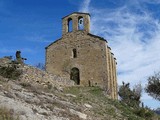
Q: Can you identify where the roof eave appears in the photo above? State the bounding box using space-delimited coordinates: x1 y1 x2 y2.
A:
45 38 62 49
62 12 90 19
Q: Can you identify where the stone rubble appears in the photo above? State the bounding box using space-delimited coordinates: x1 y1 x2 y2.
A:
20 65 75 88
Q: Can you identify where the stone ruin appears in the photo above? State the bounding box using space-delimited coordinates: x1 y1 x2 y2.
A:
0 51 74 88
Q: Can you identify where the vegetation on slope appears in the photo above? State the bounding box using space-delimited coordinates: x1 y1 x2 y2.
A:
0 62 22 80
64 86 160 120
0 57 159 119
145 72 160 101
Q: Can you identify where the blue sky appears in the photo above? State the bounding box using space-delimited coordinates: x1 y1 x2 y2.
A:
0 0 80 65
0 0 160 109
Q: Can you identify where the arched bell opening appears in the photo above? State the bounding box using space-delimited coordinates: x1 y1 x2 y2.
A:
78 16 84 30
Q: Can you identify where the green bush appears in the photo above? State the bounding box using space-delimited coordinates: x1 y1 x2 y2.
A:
134 108 145 117
118 82 141 108
134 108 154 119
145 111 154 118
145 72 160 101
0 64 22 80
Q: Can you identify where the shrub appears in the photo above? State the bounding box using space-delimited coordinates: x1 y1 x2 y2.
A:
118 82 141 108
134 108 154 119
0 64 22 80
145 72 160 101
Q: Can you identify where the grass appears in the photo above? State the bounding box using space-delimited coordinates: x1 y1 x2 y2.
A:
0 68 159 120
63 86 160 120
19 82 31 88
0 107 19 120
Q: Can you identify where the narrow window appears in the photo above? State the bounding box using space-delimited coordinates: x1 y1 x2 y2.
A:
68 18 73 32
88 80 91 87
78 16 84 30
72 49 77 58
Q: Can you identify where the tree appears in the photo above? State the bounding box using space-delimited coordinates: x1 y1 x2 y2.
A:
118 82 142 108
133 83 142 100
145 72 160 101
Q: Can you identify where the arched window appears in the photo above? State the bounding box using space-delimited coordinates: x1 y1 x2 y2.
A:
72 49 77 58
70 67 80 85
78 16 84 30
68 18 73 32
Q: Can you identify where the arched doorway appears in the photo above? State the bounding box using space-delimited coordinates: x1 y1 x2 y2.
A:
70 67 80 85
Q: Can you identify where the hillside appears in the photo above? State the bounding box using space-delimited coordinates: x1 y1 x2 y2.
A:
0 57 159 120
155 108 160 115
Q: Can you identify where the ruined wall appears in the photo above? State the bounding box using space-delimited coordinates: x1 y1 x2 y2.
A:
21 65 74 87
0 56 74 88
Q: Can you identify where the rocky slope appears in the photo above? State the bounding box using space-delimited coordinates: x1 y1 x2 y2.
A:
0 57 159 120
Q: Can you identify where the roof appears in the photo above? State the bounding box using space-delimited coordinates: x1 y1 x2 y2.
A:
62 12 90 19
45 38 62 49
87 33 108 43
45 33 108 49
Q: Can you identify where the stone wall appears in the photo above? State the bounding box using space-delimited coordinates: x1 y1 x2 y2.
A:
46 31 107 87
62 12 90 35
20 65 74 88
0 57 74 88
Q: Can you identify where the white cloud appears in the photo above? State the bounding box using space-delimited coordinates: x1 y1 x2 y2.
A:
79 0 91 12
80 0 160 84
79 0 160 109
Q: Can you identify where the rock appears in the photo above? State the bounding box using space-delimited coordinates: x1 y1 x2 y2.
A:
58 87 63 92
69 109 87 119
65 94 76 98
84 103 92 108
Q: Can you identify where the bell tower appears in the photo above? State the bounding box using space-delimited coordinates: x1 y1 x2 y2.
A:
62 12 90 35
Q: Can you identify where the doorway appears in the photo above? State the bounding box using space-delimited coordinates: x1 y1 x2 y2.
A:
70 67 80 85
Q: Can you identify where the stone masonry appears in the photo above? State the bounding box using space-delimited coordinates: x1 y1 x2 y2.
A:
20 65 74 87
45 12 118 99
0 57 74 88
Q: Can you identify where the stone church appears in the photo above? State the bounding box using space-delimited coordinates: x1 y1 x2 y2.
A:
45 12 118 99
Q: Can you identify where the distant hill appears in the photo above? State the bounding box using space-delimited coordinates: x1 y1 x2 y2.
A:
155 108 160 115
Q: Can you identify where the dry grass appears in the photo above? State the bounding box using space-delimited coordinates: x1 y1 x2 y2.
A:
0 107 19 120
